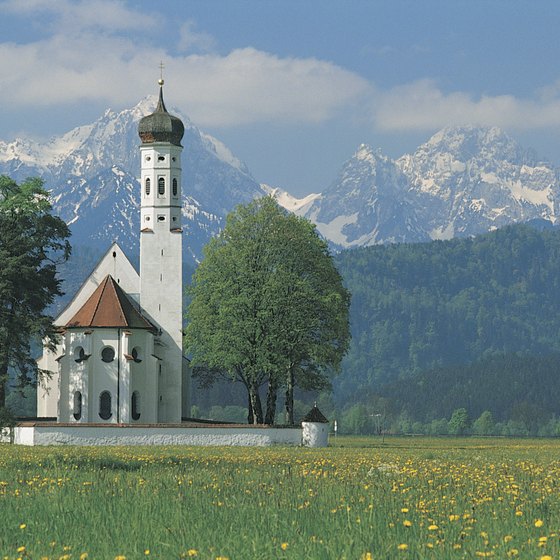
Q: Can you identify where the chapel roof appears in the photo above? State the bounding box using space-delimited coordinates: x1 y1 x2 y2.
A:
302 404 329 424
65 275 154 330
138 79 184 147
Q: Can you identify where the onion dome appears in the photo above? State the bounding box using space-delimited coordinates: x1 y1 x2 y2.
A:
138 79 184 146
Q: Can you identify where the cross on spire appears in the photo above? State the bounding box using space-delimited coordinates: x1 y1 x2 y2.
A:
159 61 165 86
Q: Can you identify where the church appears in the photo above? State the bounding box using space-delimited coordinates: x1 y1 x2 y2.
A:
37 79 190 424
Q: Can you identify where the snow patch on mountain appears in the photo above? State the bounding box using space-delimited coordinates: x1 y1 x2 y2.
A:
260 184 320 214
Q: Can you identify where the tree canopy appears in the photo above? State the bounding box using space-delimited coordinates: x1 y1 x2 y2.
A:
0 176 71 413
184 196 350 424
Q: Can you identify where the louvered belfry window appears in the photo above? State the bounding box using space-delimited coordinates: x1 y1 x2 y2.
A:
158 177 165 195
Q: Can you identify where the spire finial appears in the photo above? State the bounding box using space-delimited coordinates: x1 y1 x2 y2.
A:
158 61 165 86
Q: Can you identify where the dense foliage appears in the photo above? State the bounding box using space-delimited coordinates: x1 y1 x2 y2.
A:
0 176 70 413
335 223 560 394
185 197 350 424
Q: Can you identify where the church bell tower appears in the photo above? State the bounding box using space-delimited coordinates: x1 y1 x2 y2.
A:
138 78 185 422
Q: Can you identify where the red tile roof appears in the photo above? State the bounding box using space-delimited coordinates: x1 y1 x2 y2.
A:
65 275 154 330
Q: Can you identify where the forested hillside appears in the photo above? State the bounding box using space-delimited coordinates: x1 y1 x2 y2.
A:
334 222 560 405
380 353 560 432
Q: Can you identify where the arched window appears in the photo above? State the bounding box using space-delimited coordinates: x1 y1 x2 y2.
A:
101 346 115 363
131 391 140 421
145 178 151 196
74 346 85 363
158 177 165 195
131 347 142 363
172 178 178 196
73 391 82 421
99 391 112 420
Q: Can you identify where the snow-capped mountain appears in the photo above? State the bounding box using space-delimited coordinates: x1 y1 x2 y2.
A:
295 126 560 250
399 126 559 240
295 145 428 247
0 97 262 263
1 102 558 262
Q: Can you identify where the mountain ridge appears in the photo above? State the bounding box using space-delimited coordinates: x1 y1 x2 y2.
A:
1 102 559 260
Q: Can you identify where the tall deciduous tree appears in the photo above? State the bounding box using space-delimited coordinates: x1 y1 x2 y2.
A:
0 176 71 412
185 197 350 424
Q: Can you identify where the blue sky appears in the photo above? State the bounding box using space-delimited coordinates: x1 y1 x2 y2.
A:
1 0 560 195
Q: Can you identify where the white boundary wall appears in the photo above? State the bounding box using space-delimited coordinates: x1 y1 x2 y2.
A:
14 424 302 447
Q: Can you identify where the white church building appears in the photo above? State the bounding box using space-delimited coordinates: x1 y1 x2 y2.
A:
37 79 190 425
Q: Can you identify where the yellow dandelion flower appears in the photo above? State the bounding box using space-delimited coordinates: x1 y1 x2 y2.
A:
187 550 198 557
504 535 513 543
428 524 438 531
80 554 89 560
401 508 409 513
361 553 373 560
397 544 408 551
540 556 553 560
507 550 519 557
144 551 150 556
535 519 544 528
449 514 460 521
114 556 126 560
16 547 25 553
403 520 412 527
19 524 26 530
515 510 523 517
281 543 288 551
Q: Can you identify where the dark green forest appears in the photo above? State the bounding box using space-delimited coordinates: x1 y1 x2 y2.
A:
330 221 560 433
335 223 560 389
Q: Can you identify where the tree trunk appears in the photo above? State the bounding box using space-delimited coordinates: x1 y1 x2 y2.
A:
247 391 254 424
0 344 9 410
264 379 278 425
0 375 6 410
249 383 263 424
285 366 295 425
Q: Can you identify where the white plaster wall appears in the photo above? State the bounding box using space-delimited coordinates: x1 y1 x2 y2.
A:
14 427 35 445
127 330 157 423
37 347 60 418
140 141 184 424
14 426 302 447
302 422 329 447
90 329 119 423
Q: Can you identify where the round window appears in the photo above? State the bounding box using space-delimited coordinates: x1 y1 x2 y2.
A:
101 346 115 363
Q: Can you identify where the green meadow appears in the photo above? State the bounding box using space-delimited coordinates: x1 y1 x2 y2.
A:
0 437 559 559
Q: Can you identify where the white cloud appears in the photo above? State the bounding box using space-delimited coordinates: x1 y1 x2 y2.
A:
177 48 371 126
374 79 560 131
177 20 216 54
6 1 560 135
0 28 370 128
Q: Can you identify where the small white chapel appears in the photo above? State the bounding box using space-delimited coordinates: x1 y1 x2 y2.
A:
37 79 190 425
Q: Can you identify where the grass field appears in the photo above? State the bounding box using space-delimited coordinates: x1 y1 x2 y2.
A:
0 437 559 559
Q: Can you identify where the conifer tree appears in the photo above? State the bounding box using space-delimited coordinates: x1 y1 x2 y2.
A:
0 176 71 413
